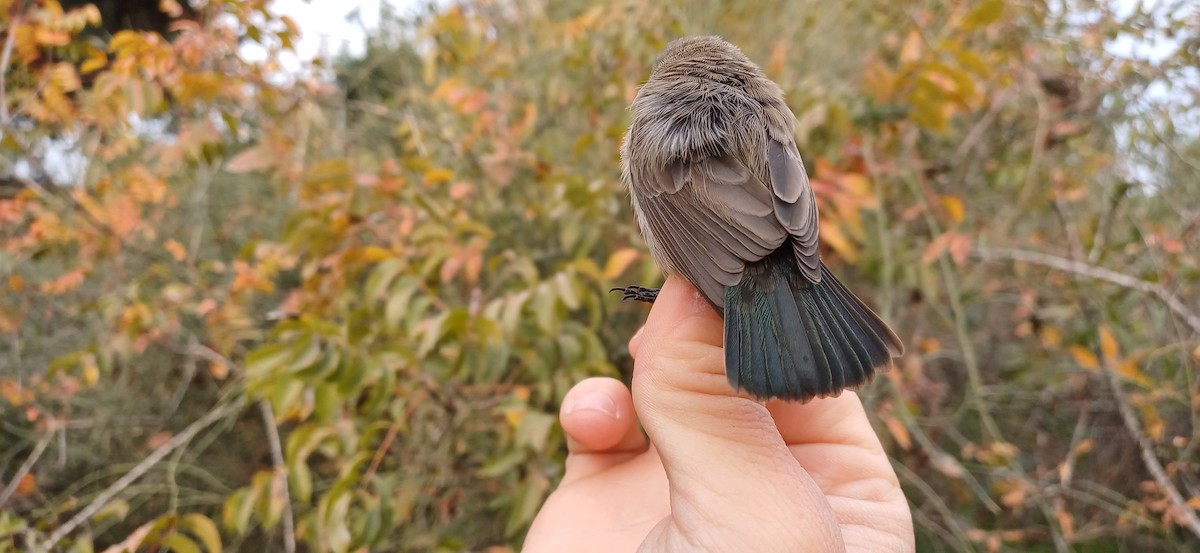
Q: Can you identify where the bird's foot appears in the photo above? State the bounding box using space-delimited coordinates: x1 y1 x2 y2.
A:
610 285 660 303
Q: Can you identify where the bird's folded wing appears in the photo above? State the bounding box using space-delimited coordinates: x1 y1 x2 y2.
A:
767 139 821 284
632 155 788 304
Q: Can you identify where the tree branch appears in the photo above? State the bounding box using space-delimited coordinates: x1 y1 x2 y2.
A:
0 427 55 508
973 246 1200 335
34 400 242 552
258 401 296 553
1102 349 1200 539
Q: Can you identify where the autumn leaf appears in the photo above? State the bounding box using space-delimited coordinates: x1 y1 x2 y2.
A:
602 248 640 279
227 145 278 173
941 194 965 223
1069 345 1099 371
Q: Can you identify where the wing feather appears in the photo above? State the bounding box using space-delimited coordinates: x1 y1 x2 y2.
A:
632 155 787 309
767 140 821 283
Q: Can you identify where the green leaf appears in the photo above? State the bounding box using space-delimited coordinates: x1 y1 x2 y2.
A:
384 277 420 329
91 499 130 524
533 284 557 334
245 343 291 379
516 410 556 452
285 424 335 503
287 334 323 374
364 259 406 302
417 310 450 358
477 449 526 478
221 489 256 535
554 271 580 310
313 382 343 423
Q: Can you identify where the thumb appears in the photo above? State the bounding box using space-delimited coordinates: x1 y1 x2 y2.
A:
630 276 842 550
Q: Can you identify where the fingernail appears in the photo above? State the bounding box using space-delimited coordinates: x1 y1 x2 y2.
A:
564 391 620 419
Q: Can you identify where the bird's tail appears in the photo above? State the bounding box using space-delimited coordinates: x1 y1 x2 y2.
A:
724 255 903 402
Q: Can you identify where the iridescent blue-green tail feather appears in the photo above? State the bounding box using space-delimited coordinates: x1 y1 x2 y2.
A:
724 253 902 402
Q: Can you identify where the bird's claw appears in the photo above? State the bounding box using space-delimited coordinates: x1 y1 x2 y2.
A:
609 285 660 303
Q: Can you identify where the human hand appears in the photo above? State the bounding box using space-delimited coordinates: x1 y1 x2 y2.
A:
525 276 914 552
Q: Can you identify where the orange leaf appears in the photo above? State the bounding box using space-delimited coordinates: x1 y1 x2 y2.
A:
15 473 37 497
1117 359 1153 388
1098 326 1119 364
603 248 640 280
941 194 965 223
165 239 187 261
884 417 912 450
820 222 859 262
921 230 970 265
159 0 184 18
208 359 229 380
227 145 276 173
34 29 70 46
899 28 923 64
146 431 172 449
1069 346 1098 370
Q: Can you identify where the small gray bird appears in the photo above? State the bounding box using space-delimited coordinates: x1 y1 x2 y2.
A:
615 36 904 402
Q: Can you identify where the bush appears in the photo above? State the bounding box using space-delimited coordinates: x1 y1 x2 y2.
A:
1 0 1198 551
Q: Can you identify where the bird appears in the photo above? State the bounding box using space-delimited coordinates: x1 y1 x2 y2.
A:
614 36 903 402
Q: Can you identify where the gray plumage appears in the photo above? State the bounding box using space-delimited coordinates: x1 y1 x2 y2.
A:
620 36 903 402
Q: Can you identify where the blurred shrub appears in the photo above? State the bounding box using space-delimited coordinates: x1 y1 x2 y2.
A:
1 0 1198 551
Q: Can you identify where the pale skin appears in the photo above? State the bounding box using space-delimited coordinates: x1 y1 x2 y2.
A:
525 276 915 552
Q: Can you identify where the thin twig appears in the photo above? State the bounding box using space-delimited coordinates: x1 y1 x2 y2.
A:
0 15 19 126
973 246 1200 335
34 400 242 552
0 427 55 507
362 420 403 487
1101 341 1200 539
1087 182 1126 264
954 87 1011 161
1005 70 1052 230
258 401 296 553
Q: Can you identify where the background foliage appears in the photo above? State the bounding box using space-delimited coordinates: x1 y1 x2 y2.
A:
2 0 1198 551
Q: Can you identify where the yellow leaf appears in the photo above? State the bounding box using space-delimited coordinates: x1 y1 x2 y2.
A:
1098 326 1119 363
1039 327 1061 348
963 0 1005 30
82 356 100 385
80 49 109 74
108 30 144 54
603 248 640 280
361 246 393 262
504 406 525 428
1069 346 1098 370
423 167 454 185
941 194 965 223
